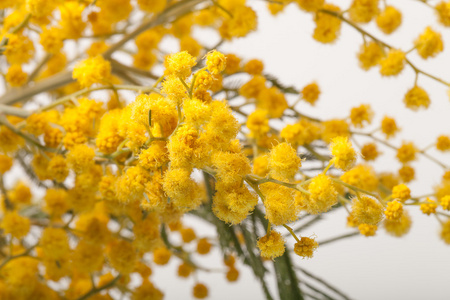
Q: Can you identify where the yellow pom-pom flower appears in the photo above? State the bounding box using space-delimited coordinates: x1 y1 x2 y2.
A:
357 41 384 70
385 200 403 221
256 230 285 260
164 51 197 78
391 184 411 202
396 142 418 164
73 56 112 88
414 26 444 59
358 223 377 237
330 136 357 171
294 236 319 259
206 50 226 74
436 135 450 151
6 65 28 87
379 49 406 76
306 174 338 214
403 86 430 110
352 195 384 225
420 198 437 215
376 6 402 34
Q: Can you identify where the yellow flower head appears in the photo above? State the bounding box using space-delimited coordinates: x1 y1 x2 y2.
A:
436 1 450 26
313 4 342 43
379 49 405 76
384 210 411 237
385 200 403 221
164 51 197 78
321 119 349 143
440 195 450 210
352 195 384 225
153 247 172 265
193 283 209 299
396 142 418 164
301 82 321 105
256 230 285 259
330 136 357 171
73 56 112 88
6 65 28 87
398 165 415 183
357 41 384 70
294 236 319 259
247 109 270 138
306 174 338 214
341 164 379 192
414 26 444 59
244 59 264 75
268 142 301 180
376 6 402 34
206 50 226 74
350 104 373 128
106 239 137 274
349 0 379 23
1 211 30 239
403 86 430 110
381 116 400 139
437 135 450 151
361 142 380 161
0 154 13 173
420 198 437 215
358 223 377 237
296 0 324 12
392 184 411 202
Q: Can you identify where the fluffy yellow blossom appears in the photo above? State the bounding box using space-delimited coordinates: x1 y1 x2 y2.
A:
253 155 270 177
0 154 13 173
440 195 450 210
163 168 200 210
213 151 252 185
107 239 137 274
350 104 373 128
321 119 349 143
47 155 69 183
379 49 405 76
330 136 357 171
358 224 377 237
341 164 379 192
184 97 212 128
385 200 403 221
384 210 412 237
396 142 418 164
244 59 264 75
281 119 321 146
295 0 324 12
40 27 64 54
3 34 35 64
440 220 450 244
301 82 321 105
351 195 384 225
153 247 172 265
257 87 288 118
437 135 450 151
225 54 241 74
164 51 196 78
40 227 70 260
306 174 338 214
361 143 380 161
197 238 212 255
313 4 342 43
43 189 70 218
73 56 112 88
268 142 301 179
139 142 169 170
349 0 379 23
206 50 226 74
436 1 450 26
73 241 104 273
420 198 437 215
403 86 430 110
392 184 411 202
414 27 444 59
180 36 202 58
96 110 124 154
261 182 298 225
239 75 266 99
213 183 258 224
381 116 400 139
357 42 384 70
67 144 95 173
6 65 28 87
247 110 270 138
398 165 415 183
180 227 196 243
1 211 30 239
294 237 319 259
193 283 209 299
376 6 402 34
138 0 166 13
8 182 32 207
257 230 285 259
132 280 164 300
116 166 151 203
220 5 257 39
